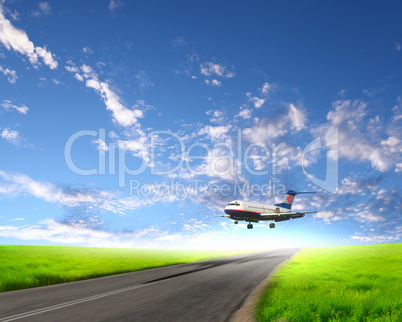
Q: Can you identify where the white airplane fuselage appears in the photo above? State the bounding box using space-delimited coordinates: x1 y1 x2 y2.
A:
224 200 291 222
220 191 317 229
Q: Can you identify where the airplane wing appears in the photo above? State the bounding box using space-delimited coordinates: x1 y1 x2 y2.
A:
260 211 318 222
261 211 317 217
287 211 318 215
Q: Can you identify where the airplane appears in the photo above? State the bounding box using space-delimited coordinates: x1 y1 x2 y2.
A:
218 190 318 229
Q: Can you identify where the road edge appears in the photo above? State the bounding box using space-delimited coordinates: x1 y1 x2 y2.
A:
230 249 300 322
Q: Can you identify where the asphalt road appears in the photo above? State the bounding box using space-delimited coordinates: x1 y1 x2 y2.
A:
0 248 299 322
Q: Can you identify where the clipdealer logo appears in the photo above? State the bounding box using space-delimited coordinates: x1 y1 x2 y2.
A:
302 128 338 193
64 127 338 193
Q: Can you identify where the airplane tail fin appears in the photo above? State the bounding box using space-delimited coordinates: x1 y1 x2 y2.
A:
274 190 315 209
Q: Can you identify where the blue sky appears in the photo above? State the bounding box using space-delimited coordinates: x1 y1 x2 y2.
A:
0 0 400 249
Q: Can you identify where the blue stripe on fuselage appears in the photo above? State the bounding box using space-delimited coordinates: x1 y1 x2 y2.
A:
224 209 261 219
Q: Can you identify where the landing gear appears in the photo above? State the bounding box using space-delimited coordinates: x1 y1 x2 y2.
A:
234 220 238 224
269 222 275 229
247 223 253 229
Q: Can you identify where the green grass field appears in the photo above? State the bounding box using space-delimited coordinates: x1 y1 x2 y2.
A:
256 243 401 321
0 245 255 293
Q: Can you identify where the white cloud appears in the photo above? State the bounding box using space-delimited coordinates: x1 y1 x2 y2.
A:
200 62 234 78
244 82 277 111
243 104 307 143
118 137 150 164
31 2 51 17
135 70 154 90
39 2 51 14
254 97 265 108
351 227 401 243
356 209 385 223
381 136 401 154
244 118 286 143
199 125 230 141
108 0 122 11
0 219 220 248
74 73 84 82
0 170 157 215
0 219 144 248
0 65 17 83
81 64 93 74
66 62 146 127
82 46 93 55
10 217 24 221
204 79 222 86
288 103 307 131
247 94 265 108
342 141 388 171
391 97 402 124
1 128 23 145
211 79 221 87
187 126 244 181
338 178 363 195
272 145 308 171
0 5 58 69
1 6 19 21
236 107 251 119
83 69 141 127
194 151 242 181
0 166 204 219
0 170 101 206
187 52 200 63
377 189 386 197
131 99 151 116
166 125 242 182
206 109 224 123
394 43 401 51
64 62 79 73
326 99 367 126
314 210 342 223
315 99 398 172
246 146 270 171
67 61 152 165
396 163 402 172
1 100 28 114
92 138 109 155
173 36 187 47
38 77 47 88
261 82 272 94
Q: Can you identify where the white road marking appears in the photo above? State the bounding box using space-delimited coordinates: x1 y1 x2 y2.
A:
0 283 152 321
